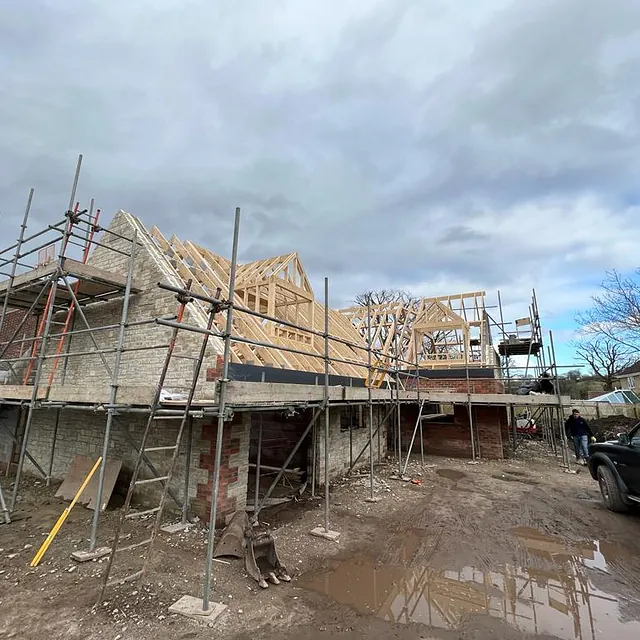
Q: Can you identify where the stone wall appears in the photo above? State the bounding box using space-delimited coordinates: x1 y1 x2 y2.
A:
562 401 640 421
314 405 389 485
14 401 391 525
32 211 225 400
16 407 250 527
20 409 208 509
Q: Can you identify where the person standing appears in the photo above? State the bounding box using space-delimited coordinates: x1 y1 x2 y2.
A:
565 409 595 464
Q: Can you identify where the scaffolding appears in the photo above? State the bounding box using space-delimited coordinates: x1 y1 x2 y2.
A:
0 160 573 612
0 173 421 608
491 290 573 471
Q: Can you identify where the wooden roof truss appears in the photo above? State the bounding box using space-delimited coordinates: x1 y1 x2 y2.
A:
340 292 490 370
141 216 492 376
235 252 316 348
147 226 367 378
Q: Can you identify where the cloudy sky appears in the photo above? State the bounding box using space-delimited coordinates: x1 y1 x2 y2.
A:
2 0 640 368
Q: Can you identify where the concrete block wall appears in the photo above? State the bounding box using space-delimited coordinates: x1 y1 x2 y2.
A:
193 412 250 526
563 402 640 421
36 211 224 398
314 405 389 485
21 409 209 513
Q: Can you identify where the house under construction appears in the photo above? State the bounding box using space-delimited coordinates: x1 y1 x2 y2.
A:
0 178 569 595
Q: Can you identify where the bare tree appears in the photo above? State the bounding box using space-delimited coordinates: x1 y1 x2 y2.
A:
354 289 413 307
573 337 635 391
578 269 640 350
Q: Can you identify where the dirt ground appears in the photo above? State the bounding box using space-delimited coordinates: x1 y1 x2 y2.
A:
2 441 640 640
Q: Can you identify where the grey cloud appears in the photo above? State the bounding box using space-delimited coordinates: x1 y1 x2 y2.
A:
439 226 491 246
1 0 639 324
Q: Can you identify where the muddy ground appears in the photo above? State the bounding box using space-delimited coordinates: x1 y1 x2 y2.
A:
1 441 640 640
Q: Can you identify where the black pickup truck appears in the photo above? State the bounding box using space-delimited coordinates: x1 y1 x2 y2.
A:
588 422 640 512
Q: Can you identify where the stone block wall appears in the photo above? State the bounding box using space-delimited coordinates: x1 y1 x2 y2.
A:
33 211 225 399
15 407 249 528
21 409 209 509
314 405 389 485
564 401 640 420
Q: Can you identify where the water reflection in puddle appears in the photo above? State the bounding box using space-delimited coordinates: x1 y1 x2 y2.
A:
299 527 640 639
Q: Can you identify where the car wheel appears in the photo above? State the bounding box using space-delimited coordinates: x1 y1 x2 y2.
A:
597 465 628 513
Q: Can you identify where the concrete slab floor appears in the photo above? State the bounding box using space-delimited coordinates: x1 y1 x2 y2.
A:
309 527 340 542
71 546 110 562
168 595 227 623
161 523 191 534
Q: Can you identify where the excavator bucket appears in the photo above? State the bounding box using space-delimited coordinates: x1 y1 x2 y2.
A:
245 524 291 589
213 510 248 559
213 510 291 589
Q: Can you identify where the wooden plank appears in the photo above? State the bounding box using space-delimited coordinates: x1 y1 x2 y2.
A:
222 381 570 407
179 242 304 371
0 261 57 294
149 224 495 378
60 257 141 292
338 291 492 370
47 385 157 405
0 385 48 400
266 277 314 302
165 237 247 363
56 454 122 511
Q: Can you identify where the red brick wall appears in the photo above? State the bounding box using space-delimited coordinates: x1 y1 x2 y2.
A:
205 355 224 382
401 404 507 460
193 413 250 527
405 376 505 394
0 308 37 360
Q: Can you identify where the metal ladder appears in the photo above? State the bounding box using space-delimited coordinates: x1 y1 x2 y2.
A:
97 283 224 602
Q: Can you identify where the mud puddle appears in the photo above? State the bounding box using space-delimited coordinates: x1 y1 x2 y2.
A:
298 526 640 639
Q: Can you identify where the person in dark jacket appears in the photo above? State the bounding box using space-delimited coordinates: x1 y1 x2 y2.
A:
538 372 555 394
565 409 595 464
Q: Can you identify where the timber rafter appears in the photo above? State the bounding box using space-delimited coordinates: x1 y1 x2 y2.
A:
139 217 494 378
340 291 493 370
144 224 367 378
